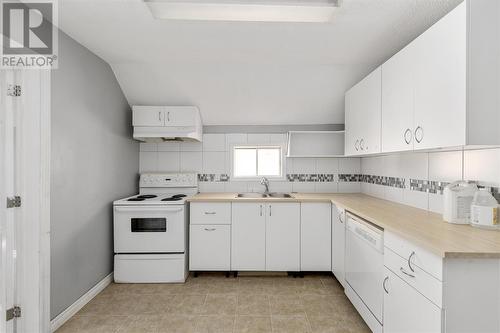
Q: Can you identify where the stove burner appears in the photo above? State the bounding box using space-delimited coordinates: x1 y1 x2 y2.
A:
172 194 187 198
137 194 157 199
161 197 183 201
128 198 145 201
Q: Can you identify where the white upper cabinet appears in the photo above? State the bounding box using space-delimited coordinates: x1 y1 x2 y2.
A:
345 67 382 156
381 43 416 153
412 2 466 150
350 1 500 155
132 106 164 127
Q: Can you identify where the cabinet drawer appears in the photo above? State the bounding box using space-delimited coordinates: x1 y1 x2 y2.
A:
384 231 443 280
190 202 231 224
384 247 442 307
189 225 230 271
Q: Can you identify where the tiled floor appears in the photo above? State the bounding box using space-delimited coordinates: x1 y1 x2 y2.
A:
57 273 370 333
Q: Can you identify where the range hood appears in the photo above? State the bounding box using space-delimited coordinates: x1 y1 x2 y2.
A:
132 106 203 143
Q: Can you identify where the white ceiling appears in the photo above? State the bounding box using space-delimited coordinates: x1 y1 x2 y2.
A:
58 0 461 125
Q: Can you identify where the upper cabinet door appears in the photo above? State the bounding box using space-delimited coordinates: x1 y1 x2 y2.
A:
381 43 416 153
413 2 466 150
132 106 164 127
344 90 358 156
266 203 300 271
164 106 197 127
345 67 382 156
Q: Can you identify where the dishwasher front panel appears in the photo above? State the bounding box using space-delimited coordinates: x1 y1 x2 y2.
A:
345 214 384 324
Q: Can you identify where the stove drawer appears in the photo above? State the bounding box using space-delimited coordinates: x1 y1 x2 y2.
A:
190 202 231 225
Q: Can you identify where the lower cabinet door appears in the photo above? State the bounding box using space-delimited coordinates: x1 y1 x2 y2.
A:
232 203 266 270
384 267 442 333
332 205 346 286
189 225 230 271
300 202 331 271
266 203 300 271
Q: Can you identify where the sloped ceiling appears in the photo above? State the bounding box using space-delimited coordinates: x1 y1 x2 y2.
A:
58 0 461 125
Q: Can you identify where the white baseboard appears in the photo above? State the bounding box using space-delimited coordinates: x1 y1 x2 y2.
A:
50 272 113 332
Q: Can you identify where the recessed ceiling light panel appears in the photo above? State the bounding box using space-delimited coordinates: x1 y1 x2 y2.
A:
144 0 342 23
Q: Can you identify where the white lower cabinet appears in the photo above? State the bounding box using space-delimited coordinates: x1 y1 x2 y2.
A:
231 203 266 270
232 202 300 271
383 267 442 333
266 203 300 271
331 204 346 286
189 225 230 271
300 202 331 271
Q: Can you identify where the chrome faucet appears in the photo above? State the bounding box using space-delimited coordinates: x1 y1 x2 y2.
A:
260 177 270 194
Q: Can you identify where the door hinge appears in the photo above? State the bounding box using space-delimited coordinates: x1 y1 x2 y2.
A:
6 306 21 321
7 84 21 97
6 196 21 208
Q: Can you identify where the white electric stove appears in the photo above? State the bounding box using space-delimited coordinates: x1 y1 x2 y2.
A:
113 173 198 283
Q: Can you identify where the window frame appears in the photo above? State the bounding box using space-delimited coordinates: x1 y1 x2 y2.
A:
230 144 286 181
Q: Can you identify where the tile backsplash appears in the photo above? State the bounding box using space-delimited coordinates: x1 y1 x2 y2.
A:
139 133 361 193
360 148 500 214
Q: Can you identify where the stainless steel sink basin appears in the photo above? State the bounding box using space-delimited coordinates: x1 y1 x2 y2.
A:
236 193 267 198
268 193 294 198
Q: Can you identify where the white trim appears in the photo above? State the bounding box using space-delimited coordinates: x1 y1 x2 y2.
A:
50 273 113 332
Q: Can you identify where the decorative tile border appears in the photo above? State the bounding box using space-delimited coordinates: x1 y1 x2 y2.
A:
360 175 406 189
339 174 361 182
198 174 230 182
286 174 335 182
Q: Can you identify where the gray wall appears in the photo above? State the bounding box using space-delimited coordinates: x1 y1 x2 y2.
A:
50 31 138 319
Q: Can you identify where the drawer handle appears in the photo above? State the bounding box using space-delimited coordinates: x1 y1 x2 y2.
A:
204 212 217 215
400 267 415 278
408 251 416 272
204 228 216 231
383 276 389 294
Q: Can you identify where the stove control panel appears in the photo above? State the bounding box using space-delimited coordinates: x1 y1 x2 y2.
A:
139 173 198 187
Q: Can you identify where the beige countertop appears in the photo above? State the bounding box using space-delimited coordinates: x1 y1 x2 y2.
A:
188 192 500 259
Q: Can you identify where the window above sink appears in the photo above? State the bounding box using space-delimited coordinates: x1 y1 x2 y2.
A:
231 144 285 181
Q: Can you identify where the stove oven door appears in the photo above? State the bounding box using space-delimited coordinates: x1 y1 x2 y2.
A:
114 206 185 253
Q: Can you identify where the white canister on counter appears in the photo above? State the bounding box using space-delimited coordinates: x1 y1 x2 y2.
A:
443 181 478 224
470 188 499 229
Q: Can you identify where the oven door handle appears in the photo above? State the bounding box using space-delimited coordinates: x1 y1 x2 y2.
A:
114 207 183 213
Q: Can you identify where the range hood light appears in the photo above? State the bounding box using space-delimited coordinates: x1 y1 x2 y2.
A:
144 0 341 23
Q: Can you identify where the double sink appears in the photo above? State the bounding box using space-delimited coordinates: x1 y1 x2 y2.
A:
236 193 294 198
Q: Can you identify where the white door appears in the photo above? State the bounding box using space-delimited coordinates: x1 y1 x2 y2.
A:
331 204 346 287
344 90 358 156
383 268 442 333
164 107 196 127
347 67 382 155
300 203 331 271
132 106 165 126
381 43 416 153
266 203 300 271
189 225 230 271
413 2 466 150
231 203 266 270
0 70 19 333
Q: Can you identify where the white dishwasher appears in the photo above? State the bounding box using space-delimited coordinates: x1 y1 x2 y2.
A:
345 213 384 333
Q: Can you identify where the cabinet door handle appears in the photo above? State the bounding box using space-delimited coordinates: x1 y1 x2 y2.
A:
383 276 389 294
269 205 272 217
167 111 170 122
359 139 365 151
204 212 216 215
355 140 359 151
338 212 344 223
404 128 412 144
415 126 423 143
260 205 263 216
400 267 415 278
204 228 216 231
408 251 416 272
